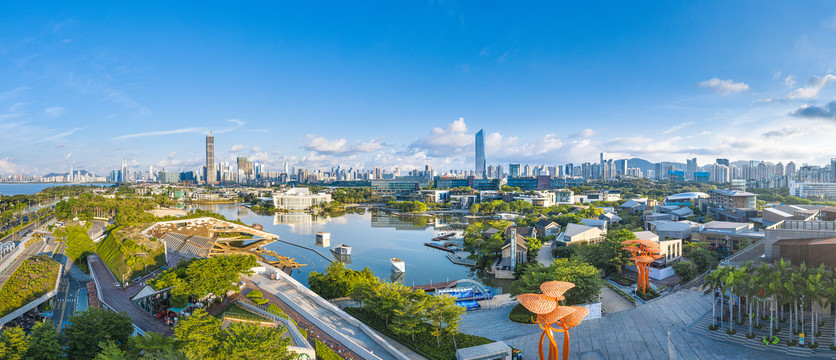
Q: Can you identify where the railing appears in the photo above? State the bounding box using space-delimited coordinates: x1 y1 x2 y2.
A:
720 240 765 266
233 297 310 351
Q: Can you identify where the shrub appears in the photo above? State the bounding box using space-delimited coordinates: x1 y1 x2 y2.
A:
253 298 269 305
809 342 819 349
509 304 534 324
315 339 344 360
246 290 264 298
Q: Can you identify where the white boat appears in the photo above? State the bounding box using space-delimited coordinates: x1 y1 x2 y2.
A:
390 257 406 274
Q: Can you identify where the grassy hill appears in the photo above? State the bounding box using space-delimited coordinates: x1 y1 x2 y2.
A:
96 225 166 283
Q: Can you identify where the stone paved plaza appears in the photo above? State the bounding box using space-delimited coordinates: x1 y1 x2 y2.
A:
460 289 836 360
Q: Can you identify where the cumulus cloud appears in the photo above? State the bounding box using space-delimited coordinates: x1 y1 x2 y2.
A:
663 121 696 134
0 157 25 175
230 144 249 153
791 100 836 119
409 117 473 157
304 135 383 155
698 78 750 94
787 74 836 100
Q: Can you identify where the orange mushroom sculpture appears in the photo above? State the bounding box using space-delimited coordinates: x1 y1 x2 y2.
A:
516 281 590 360
621 239 662 294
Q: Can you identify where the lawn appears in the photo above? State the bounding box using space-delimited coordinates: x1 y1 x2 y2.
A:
345 307 494 360
96 226 166 283
0 255 59 317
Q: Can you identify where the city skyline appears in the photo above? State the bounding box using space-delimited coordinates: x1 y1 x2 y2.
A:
4 2 836 175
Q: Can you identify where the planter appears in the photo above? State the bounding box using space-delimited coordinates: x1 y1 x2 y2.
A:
808 342 819 349
786 340 797 346
708 324 719 331
726 329 737 335
746 333 756 339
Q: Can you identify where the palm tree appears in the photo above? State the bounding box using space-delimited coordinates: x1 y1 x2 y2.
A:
774 259 791 322
724 267 738 332
783 281 797 337
796 263 810 333
741 273 757 338
824 282 836 349
703 270 722 329
806 271 822 345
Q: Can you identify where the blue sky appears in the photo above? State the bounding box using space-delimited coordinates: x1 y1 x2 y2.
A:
3 1 836 175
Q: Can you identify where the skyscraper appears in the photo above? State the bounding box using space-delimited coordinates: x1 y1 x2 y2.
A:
206 132 216 185
475 129 486 178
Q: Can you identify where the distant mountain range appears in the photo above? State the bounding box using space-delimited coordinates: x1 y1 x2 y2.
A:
43 170 94 178
625 158 685 175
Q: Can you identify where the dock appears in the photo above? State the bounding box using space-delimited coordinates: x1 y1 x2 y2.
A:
432 233 457 241
424 242 455 252
446 253 476 267
410 280 458 291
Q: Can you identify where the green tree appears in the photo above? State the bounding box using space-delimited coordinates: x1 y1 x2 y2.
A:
64 308 133 360
129 331 183 359
94 341 128 360
391 290 429 342
174 308 221 360
216 322 294 360
510 258 603 305
672 260 697 284
308 261 379 299
26 321 62 360
0 326 29 360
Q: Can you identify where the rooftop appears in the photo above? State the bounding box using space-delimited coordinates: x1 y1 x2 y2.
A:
710 189 756 197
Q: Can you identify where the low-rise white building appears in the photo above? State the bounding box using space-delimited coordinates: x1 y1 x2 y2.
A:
272 188 331 211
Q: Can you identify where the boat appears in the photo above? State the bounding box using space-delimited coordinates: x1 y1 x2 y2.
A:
390 257 406 274
251 223 263 230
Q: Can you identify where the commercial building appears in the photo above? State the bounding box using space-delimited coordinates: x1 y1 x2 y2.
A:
272 188 332 211
205 132 216 185
371 177 431 197
691 221 764 251
708 189 757 209
475 130 486 178
788 180 836 200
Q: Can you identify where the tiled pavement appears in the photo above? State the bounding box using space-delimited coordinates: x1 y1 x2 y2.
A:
460 289 836 360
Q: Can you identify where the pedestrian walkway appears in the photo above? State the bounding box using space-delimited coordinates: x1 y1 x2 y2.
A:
248 267 409 360
690 298 836 359
536 241 554 266
460 289 804 359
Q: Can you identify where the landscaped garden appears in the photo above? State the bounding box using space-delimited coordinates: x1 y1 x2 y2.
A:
0 255 59 317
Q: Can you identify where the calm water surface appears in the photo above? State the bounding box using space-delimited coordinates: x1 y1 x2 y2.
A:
193 203 507 290
0 183 111 195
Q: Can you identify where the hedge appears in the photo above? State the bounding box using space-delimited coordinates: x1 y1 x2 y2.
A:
247 290 264 298
315 339 344 360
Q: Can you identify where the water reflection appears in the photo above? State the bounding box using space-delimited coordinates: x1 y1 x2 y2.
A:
273 212 331 234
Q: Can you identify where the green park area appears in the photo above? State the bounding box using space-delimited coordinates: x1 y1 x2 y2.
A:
0 255 59 317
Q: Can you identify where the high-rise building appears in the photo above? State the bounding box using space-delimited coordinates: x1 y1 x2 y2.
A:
786 161 797 177
475 130 486 178
509 164 520 177
69 162 74 182
206 132 216 185
120 157 128 183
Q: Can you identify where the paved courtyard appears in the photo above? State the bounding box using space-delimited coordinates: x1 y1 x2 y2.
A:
460 289 819 360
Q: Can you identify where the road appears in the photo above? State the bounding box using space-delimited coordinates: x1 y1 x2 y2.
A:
49 238 87 329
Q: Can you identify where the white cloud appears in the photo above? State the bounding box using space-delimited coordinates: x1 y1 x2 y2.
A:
113 119 244 140
64 152 72 160
230 144 249 153
410 117 473 157
698 78 750 95
0 157 25 175
784 75 796 88
787 74 836 99
304 135 383 155
44 106 67 117
663 121 696 134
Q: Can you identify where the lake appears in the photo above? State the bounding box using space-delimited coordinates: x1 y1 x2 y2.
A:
192 203 510 290
0 183 112 196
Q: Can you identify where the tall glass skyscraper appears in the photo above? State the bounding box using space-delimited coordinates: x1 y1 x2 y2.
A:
475 129 486 178
206 131 216 185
